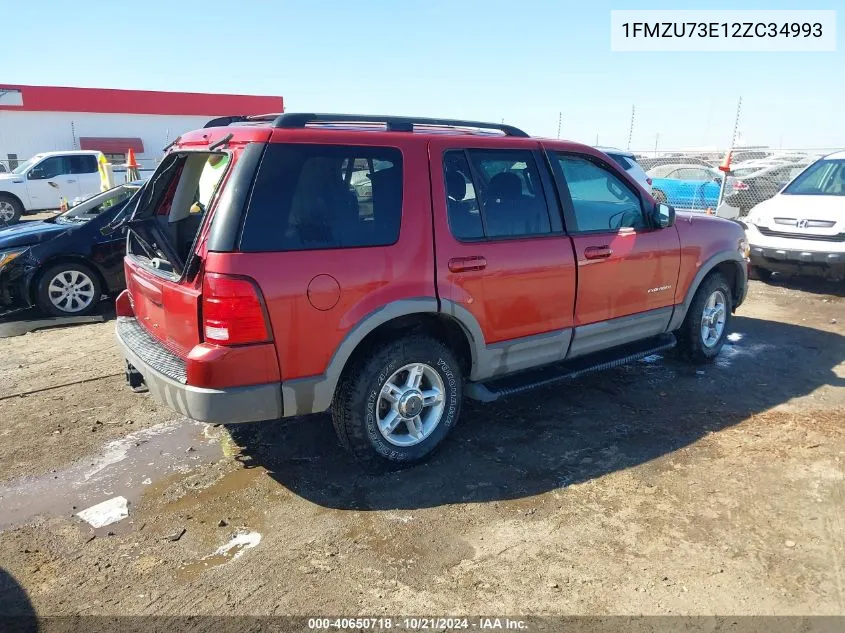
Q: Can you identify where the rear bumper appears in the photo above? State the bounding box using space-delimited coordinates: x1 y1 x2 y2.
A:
115 317 282 423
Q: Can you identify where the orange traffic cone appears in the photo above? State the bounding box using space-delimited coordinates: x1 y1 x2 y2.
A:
126 148 140 182
706 207 714 215
59 197 68 212
718 150 732 173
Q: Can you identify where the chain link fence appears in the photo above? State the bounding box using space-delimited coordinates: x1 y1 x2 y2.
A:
630 148 843 217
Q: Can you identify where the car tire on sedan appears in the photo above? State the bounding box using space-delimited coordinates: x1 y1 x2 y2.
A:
36 262 102 317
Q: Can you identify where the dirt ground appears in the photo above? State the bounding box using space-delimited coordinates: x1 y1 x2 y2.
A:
0 278 843 619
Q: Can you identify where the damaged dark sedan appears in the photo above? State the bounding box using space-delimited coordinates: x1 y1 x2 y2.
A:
0 182 141 317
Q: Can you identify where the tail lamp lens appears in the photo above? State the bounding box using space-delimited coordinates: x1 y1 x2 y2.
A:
202 273 270 345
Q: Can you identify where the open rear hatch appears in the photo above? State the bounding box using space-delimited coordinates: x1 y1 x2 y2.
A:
122 148 233 356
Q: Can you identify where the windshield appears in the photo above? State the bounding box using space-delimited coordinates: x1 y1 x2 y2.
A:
55 186 137 224
782 159 845 196
11 156 40 175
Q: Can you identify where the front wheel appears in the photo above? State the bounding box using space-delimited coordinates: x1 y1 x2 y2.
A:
36 263 102 316
0 194 23 226
676 273 733 363
331 336 463 470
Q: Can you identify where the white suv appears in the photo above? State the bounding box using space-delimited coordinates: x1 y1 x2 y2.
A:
744 151 845 281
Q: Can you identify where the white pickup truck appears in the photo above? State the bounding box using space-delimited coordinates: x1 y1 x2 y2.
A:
0 150 106 225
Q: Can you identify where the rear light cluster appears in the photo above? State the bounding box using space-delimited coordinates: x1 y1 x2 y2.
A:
732 180 749 191
202 273 271 345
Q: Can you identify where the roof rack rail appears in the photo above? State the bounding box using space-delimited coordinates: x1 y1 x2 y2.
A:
271 113 529 137
203 113 282 128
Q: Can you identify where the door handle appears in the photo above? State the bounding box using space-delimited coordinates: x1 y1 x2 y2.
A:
584 245 612 260
448 256 487 272
66 179 76 183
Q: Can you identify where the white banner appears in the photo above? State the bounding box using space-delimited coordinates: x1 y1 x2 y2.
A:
611 10 836 52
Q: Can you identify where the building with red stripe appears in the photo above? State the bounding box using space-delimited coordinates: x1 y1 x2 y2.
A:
0 85 283 169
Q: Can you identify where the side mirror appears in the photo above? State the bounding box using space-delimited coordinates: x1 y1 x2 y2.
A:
652 202 675 228
27 167 44 180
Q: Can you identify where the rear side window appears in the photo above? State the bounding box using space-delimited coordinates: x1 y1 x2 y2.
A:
69 155 99 174
443 149 552 241
240 144 403 251
606 153 631 170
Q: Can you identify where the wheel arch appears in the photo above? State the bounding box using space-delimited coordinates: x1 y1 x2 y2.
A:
29 255 107 305
280 298 482 417
668 252 747 332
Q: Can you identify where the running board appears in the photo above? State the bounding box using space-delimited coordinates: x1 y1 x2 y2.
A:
465 333 676 403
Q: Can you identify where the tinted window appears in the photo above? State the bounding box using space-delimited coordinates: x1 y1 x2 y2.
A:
32 156 67 179
557 154 645 232
783 159 845 196
443 152 483 240
69 155 99 174
240 144 403 251
443 149 551 240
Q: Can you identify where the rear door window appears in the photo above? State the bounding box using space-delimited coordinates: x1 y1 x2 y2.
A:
240 144 403 251
442 149 552 241
69 155 99 174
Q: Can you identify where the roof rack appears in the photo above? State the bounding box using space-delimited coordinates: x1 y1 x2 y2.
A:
203 113 281 128
271 113 529 137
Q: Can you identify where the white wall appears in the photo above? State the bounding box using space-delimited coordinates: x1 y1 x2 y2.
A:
0 111 215 167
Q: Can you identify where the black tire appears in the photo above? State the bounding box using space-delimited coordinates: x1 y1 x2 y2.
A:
676 273 733 363
35 262 102 317
0 194 23 226
652 189 667 203
331 335 463 471
750 265 772 282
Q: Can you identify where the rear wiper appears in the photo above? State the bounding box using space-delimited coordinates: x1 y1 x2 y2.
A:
208 133 233 151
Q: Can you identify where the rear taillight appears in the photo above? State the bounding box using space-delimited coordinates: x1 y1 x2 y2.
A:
646 177 652 186
202 273 271 345
732 180 749 191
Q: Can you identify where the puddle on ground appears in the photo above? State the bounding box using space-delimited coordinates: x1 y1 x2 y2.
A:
0 419 222 533
176 529 262 581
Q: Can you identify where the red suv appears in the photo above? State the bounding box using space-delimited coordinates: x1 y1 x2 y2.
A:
115 114 748 469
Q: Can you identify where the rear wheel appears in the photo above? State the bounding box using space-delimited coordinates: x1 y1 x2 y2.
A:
36 262 102 317
676 273 732 363
0 195 22 226
331 336 463 470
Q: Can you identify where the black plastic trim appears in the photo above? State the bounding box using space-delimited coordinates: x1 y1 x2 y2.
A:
207 142 267 253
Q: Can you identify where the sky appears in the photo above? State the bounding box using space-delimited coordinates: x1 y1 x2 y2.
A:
5 0 843 151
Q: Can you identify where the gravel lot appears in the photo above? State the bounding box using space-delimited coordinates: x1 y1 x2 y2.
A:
0 278 843 618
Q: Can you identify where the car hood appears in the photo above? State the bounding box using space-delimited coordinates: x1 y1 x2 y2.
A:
747 194 844 235
0 172 24 182
0 220 68 249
